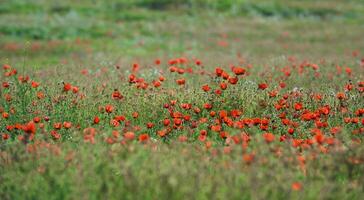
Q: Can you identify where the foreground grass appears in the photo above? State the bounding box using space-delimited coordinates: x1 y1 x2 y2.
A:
1 139 364 200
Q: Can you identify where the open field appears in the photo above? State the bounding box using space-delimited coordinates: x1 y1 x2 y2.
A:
1 0 364 199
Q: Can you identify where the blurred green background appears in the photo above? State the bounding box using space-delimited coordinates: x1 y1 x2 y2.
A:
0 0 363 69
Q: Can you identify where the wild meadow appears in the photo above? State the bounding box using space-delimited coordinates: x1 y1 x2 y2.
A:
1 0 364 199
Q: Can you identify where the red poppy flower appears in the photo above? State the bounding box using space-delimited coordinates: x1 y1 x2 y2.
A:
294 103 303 111
345 67 352 75
23 121 36 134
204 103 212 110
31 81 40 88
72 86 79 93
211 125 221 132
198 134 206 142
202 84 210 92
215 67 223 76
174 118 182 126
222 71 230 80
279 82 286 88
3 64 11 70
112 90 123 100
131 63 139 71
263 132 275 143
219 131 229 138
291 182 302 191
153 80 161 88
2 112 9 119
193 107 201 114
258 83 268 90
215 89 222 95
37 92 45 99
2 133 10 140
138 134 149 142
220 82 227 90
157 129 167 137
319 106 330 115
163 118 170 126
336 92 346 100
18 75 29 83
130 112 138 118
124 132 135 140
105 105 114 113
205 141 212 149
228 77 238 85
33 117 41 123
111 130 119 138
129 74 136 83
199 130 207 136
314 132 325 144
63 83 72 92
181 103 191 110
2 82 9 88
159 76 165 82
94 116 100 124
243 153 254 164
63 122 72 129
51 130 61 140
233 67 246 75
177 68 185 74
105 137 115 144
146 122 154 129
110 119 120 127
176 79 186 85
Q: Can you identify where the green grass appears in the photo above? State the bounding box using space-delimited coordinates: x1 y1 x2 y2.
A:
1 140 364 199
1 0 364 199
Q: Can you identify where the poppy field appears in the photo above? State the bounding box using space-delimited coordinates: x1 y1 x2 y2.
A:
1 0 364 199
